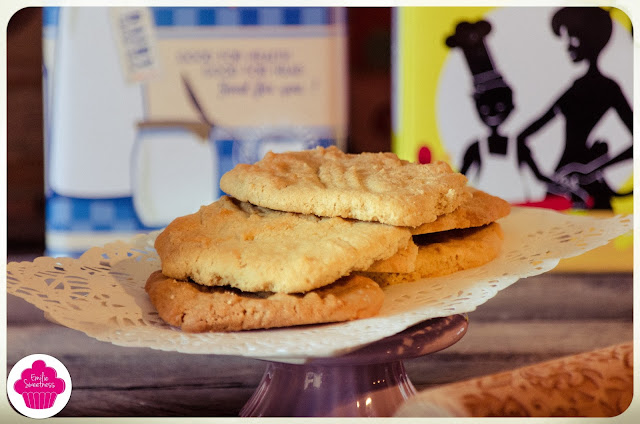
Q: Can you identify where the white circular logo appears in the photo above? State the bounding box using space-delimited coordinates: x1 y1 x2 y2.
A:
7 354 72 419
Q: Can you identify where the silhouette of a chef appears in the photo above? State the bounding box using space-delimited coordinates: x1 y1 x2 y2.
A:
447 20 514 174
446 20 539 202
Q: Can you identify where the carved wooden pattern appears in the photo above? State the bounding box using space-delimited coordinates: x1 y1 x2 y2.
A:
400 342 633 417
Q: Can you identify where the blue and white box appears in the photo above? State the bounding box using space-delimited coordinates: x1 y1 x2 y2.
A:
43 7 348 257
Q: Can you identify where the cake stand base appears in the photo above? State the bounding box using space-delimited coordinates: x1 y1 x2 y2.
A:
240 314 468 417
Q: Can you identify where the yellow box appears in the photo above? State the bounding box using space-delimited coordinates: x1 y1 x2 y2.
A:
392 6 633 271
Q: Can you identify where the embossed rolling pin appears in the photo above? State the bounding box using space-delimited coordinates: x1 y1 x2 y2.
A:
396 342 633 417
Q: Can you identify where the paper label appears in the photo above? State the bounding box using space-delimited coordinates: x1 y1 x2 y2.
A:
110 7 160 83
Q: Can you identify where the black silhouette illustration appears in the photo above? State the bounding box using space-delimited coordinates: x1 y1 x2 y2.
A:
446 20 515 178
516 7 633 209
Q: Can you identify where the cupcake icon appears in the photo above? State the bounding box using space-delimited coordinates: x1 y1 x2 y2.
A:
13 359 66 409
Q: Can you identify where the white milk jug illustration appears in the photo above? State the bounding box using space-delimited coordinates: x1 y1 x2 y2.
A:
48 7 144 197
131 123 217 228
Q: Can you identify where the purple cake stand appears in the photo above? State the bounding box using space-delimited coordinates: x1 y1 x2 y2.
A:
240 314 468 417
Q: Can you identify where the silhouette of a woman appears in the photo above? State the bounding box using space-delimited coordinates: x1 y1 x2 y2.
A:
516 7 633 209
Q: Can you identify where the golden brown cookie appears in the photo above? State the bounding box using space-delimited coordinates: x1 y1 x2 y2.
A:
361 223 504 287
365 241 418 273
145 271 385 332
155 196 412 294
220 146 470 227
410 188 511 235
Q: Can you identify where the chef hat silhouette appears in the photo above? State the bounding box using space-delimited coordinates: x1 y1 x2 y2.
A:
446 20 508 94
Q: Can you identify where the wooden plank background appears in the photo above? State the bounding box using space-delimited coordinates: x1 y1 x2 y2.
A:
7 8 45 250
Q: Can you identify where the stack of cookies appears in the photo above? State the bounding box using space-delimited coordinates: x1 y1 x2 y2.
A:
359 188 510 286
145 146 509 332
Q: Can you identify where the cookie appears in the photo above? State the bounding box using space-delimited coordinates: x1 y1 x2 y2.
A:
411 188 511 235
219 146 470 227
361 223 504 286
145 271 385 332
366 241 418 273
155 196 412 293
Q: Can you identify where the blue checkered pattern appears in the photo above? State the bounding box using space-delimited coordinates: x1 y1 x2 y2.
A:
43 7 60 27
46 194 152 232
42 7 338 29
151 7 334 27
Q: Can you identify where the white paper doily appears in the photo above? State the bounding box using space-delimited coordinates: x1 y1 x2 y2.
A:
6 207 632 361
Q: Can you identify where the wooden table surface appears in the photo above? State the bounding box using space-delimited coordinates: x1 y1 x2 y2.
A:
6 253 633 417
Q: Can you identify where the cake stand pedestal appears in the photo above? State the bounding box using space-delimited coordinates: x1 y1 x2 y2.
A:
240 314 468 417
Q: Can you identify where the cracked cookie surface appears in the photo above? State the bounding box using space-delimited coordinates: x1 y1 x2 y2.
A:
220 146 470 227
155 196 412 293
